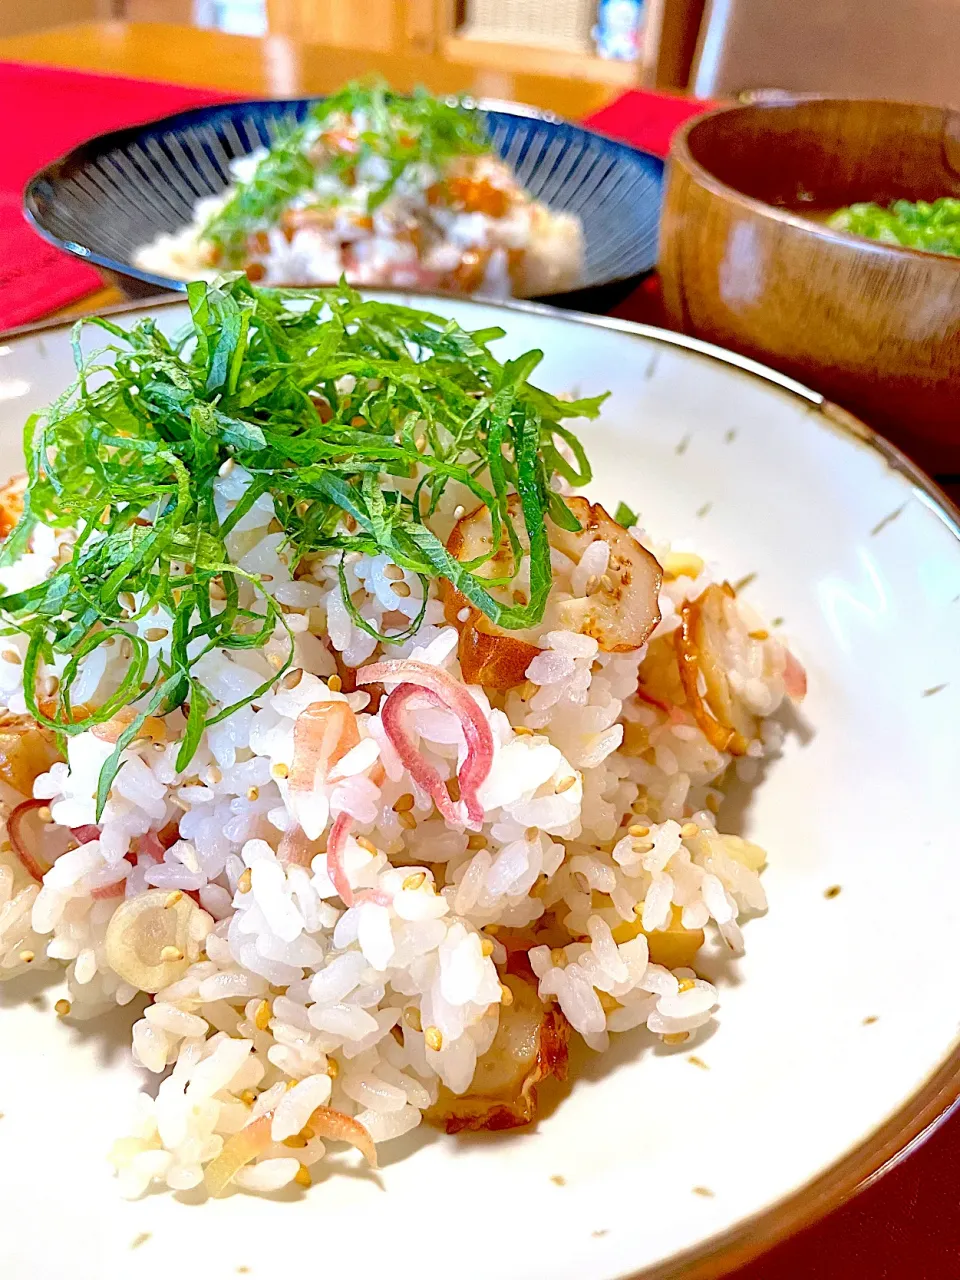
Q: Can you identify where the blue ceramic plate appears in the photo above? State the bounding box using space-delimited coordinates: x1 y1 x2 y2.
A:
23 96 663 310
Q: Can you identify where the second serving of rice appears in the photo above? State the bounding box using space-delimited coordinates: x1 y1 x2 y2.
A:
0 282 805 1199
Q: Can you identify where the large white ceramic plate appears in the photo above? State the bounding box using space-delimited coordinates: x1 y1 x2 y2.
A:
1 295 959 1280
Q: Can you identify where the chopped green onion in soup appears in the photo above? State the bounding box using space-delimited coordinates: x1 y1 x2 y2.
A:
828 197 960 256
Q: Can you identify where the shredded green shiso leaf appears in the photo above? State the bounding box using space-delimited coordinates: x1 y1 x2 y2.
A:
0 276 604 815
829 197 960 257
204 80 491 266
614 501 636 528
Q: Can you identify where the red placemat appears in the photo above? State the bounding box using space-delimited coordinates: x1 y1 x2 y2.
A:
0 61 242 330
583 87 715 161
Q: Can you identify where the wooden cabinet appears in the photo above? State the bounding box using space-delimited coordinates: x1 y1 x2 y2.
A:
0 0 115 38
266 0 438 53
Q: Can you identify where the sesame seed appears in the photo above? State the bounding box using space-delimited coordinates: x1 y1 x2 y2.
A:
40 674 60 697
326 1058 339 1079
54 999 71 1017
599 574 614 592
402 871 426 891
294 1164 312 1188
393 582 411 598
556 775 577 794
393 793 414 812
825 884 842 899
524 826 539 842
246 787 260 802
453 505 465 519
19 950 34 964
1 649 21 665
144 627 168 642
480 937 495 957
383 564 404 581
424 1026 443 1051
327 674 342 693
513 725 534 736
687 1055 709 1070
267 654 284 670
218 457 235 476
159 946 183 963
281 668 304 690
356 836 376 855
254 999 272 1031
271 763 289 780
628 824 650 838
37 806 52 824
398 811 417 830
164 891 183 909
680 822 700 840
237 868 253 894
415 436 427 453
584 575 598 593
466 833 487 850
402 1006 422 1032
573 871 590 894
499 983 514 1007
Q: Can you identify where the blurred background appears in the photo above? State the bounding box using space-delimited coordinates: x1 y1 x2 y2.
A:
1 0 957 104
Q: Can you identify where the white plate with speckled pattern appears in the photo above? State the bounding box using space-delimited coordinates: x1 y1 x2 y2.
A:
1 294 959 1280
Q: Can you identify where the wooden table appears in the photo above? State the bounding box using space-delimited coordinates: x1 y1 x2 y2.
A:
0 20 628 321
0 21 621 115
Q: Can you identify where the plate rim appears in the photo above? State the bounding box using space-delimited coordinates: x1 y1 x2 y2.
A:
21 96 664 300
2 291 959 1280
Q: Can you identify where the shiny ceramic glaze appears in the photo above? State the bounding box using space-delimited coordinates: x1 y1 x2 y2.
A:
659 97 960 475
0 297 959 1280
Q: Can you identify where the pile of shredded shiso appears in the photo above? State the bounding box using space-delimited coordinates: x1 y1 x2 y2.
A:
0 276 604 814
204 80 491 267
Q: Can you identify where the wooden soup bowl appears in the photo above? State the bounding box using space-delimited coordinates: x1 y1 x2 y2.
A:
659 97 960 474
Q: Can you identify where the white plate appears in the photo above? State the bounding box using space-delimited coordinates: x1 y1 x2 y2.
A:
1 296 959 1280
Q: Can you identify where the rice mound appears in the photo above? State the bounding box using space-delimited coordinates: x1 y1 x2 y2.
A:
0 458 800 1199
136 152 584 299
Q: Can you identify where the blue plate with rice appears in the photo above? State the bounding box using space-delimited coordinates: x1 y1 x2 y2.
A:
23 85 664 312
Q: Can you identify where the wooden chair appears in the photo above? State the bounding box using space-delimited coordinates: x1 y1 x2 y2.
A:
690 0 960 105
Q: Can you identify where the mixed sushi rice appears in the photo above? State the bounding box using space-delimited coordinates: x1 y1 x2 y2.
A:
0 278 805 1198
135 82 584 298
